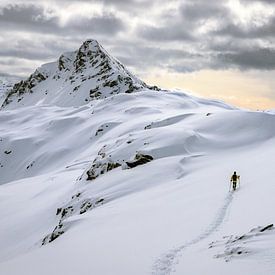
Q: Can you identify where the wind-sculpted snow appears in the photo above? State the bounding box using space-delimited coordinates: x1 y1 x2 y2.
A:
144 113 194 129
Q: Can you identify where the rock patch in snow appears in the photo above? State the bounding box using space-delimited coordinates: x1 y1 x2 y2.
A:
42 193 105 245
209 224 274 262
126 153 153 168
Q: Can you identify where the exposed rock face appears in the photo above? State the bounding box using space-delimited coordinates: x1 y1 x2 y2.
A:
2 70 48 107
86 158 121 181
42 192 105 245
126 153 153 168
42 223 65 245
259 224 273 232
85 145 154 181
1 39 159 109
63 143 155 229
209 224 274 262
0 75 21 106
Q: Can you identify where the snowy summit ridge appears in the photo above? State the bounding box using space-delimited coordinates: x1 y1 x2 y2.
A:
1 39 157 109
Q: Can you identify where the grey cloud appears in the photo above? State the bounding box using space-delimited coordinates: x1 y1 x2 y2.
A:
0 43 55 60
95 0 150 7
118 46 198 65
240 0 275 4
109 41 207 73
215 48 275 70
0 72 17 77
1 0 275 76
115 39 275 73
138 25 195 41
0 55 42 77
0 4 125 36
0 4 59 32
137 1 230 42
67 13 126 35
212 16 275 39
180 1 229 21
0 48 50 60
0 36 74 62
0 58 19 66
47 0 156 16
62 0 154 9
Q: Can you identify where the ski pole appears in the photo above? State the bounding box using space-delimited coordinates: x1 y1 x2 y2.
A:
229 181 231 192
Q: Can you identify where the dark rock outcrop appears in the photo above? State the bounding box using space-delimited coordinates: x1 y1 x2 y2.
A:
42 194 105 245
86 160 121 180
126 153 153 168
2 69 48 107
42 223 65 245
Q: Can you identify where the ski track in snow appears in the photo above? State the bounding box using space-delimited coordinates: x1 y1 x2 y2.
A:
153 192 233 275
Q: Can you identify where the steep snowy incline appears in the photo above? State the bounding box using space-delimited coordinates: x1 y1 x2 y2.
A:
0 87 275 275
1 40 156 109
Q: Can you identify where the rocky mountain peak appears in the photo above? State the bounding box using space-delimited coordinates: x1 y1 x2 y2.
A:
79 39 101 55
57 39 102 73
1 40 159 109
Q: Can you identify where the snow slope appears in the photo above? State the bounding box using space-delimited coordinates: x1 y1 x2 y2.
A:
0 40 275 275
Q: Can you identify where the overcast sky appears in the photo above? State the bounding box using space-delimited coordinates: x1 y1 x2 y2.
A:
0 0 275 109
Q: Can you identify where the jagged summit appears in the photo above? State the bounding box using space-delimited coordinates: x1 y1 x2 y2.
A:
1 39 158 109
58 39 115 73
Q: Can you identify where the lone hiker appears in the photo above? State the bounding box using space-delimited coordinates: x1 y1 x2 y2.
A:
230 171 240 191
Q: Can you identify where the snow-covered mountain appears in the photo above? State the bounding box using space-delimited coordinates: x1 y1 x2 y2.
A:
0 40 275 275
1 40 158 109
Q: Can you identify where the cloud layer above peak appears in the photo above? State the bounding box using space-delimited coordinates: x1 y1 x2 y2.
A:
0 0 275 77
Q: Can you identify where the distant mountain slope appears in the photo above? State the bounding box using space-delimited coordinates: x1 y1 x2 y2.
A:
1 40 158 109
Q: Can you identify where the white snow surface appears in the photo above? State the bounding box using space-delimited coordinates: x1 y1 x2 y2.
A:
0 41 275 275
